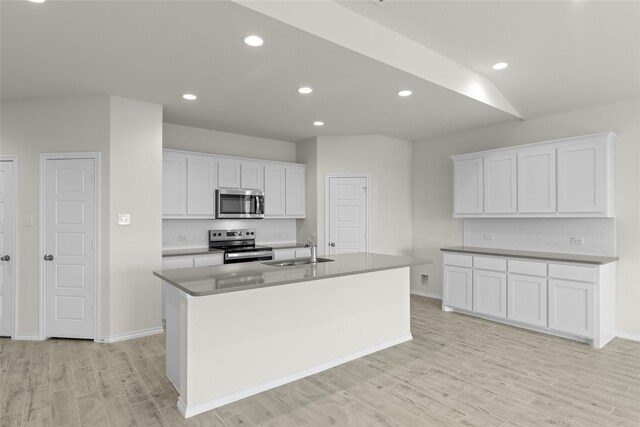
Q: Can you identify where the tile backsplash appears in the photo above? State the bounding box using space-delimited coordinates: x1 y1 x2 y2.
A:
463 218 616 257
163 219 297 249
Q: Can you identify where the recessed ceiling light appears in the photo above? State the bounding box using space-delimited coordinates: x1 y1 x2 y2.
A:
182 93 197 101
492 62 508 70
243 35 264 47
298 87 313 94
313 121 324 126
397 90 412 97
29 0 46 3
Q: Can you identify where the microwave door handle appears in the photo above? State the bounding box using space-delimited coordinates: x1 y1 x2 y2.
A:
256 196 263 214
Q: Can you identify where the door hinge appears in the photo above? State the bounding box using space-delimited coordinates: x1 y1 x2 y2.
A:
362 186 367 191
91 173 95 183
92 307 96 316
92 240 95 249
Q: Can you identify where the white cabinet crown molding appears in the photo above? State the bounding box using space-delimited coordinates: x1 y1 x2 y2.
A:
449 132 616 162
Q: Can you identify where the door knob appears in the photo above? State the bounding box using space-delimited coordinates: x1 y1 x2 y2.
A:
0 255 9 261
44 255 54 261
329 242 336 247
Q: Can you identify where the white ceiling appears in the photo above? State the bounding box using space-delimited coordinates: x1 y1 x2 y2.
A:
2 1 639 142
339 0 640 119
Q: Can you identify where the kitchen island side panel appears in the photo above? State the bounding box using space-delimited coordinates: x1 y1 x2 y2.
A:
182 267 411 414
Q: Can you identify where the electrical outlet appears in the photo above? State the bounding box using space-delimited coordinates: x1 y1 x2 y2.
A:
570 236 584 245
483 234 494 241
445 232 454 239
421 274 429 286
117 214 131 226
177 234 187 241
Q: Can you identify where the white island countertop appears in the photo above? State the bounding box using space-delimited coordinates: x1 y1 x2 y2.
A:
154 252 430 297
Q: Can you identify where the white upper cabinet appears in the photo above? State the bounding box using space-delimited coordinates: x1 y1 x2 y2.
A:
186 155 216 217
451 132 615 218
163 150 305 219
241 161 264 190
484 154 517 214
264 164 286 216
518 148 556 213
163 153 187 215
285 165 306 217
557 141 605 214
217 159 241 189
454 158 483 214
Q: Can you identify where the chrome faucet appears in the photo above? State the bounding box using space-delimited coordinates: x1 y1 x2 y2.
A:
305 238 318 263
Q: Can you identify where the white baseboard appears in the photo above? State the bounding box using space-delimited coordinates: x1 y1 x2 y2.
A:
178 334 413 418
12 334 43 341
410 289 442 299
99 326 164 343
615 330 640 342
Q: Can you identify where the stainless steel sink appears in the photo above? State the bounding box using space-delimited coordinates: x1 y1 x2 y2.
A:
263 258 334 267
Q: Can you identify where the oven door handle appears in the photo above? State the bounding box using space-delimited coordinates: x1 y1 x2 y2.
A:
226 251 274 259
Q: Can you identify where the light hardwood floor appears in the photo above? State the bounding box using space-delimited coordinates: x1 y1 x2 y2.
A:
1 296 639 426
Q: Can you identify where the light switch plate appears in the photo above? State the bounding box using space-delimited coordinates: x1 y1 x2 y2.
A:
117 214 131 226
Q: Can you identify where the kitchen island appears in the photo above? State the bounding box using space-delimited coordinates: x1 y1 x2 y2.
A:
154 252 430 418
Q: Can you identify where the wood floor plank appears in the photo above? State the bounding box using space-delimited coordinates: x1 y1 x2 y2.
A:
0 295 638 426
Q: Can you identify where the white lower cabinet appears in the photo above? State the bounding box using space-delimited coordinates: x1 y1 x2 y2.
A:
442 252 615 348
473 270 506 318
507 274 547 327
443 266 473 310
548 279 594 338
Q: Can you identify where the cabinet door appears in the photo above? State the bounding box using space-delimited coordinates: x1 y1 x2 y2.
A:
285 166 306 217
508 274 547 327
163 153 187 216
241 161 264 190
187 155 216 216
217 159 241 188
454 158 483 215
443 266 473 310
548 279 594 338
557 142 604 213
518 149 556 213
473 270 507 318
264 165 286 216
484 154 517 214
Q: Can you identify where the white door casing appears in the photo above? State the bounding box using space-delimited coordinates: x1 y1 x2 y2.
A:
43 157 97 339
326 176 368 256
0 160 16 337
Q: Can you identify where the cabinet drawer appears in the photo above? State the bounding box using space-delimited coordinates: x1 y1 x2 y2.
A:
193 254 223 267
474 256 506 272
508 259 547 276
548 263 596 283
162 256 194 270
443 253 473 268
295 248 311 258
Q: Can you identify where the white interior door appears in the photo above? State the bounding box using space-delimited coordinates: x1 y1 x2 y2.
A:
0 160 16 337
44 158 96 339
327 176 368 256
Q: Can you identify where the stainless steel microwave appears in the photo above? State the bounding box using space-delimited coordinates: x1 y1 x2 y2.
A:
216 189 265 219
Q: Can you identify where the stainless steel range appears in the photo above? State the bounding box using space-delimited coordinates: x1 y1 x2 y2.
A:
209 228 273 264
